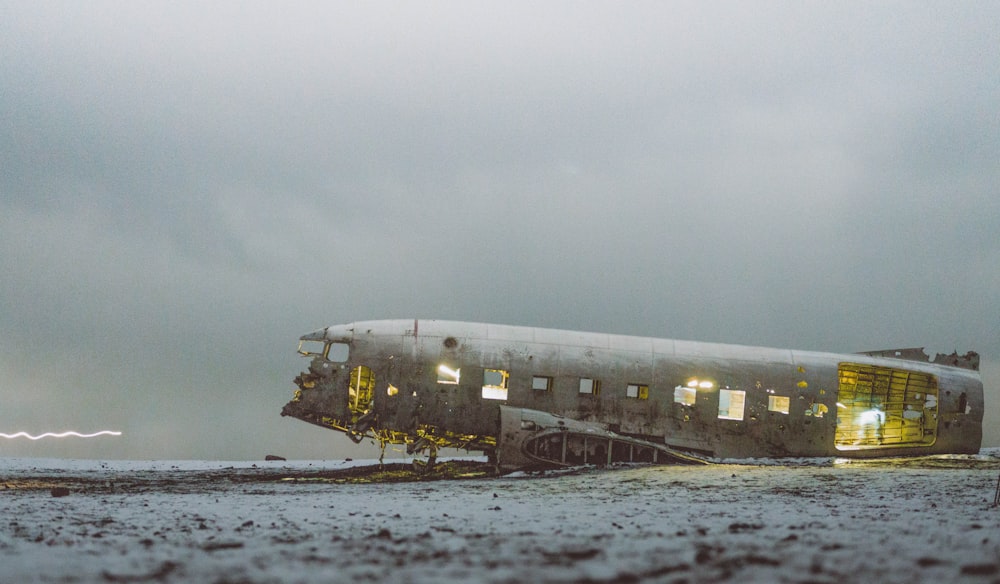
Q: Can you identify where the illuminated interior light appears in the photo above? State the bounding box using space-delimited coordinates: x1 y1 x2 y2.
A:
437 364 460 384
687 379 699 388
718 388 746 420
836 402 846 409
674 385 697 406
768 395 790 414
698 381 714 389
858 409 885 425
797 381 808 388
0 431 122 440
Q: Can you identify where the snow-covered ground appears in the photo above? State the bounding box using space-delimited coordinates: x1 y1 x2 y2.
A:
2 452 1000 583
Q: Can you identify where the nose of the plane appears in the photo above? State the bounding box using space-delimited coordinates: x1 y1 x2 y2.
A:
298 328 328 342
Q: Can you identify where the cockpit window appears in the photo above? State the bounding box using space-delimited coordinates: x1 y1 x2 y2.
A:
327 342 350 362
297 340 350 362
297 340 326 357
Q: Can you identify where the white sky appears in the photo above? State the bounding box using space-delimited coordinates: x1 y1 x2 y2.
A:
2 1 998 459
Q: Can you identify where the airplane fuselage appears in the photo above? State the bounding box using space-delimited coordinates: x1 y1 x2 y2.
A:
281 319 983 470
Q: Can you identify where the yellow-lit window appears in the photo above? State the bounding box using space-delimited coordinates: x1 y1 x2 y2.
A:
482 369 509 400
674 385 696 406
532 376 552 391
437 364 460 384
626 384 649 400
579 378 601 396
768 395 790 414
718 389 746 420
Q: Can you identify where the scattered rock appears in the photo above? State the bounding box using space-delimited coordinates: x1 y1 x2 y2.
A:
695 545 724 565
540 547 601 563
961 563 999 576
265 455 286 461
563 548 601 561
50 487 70 498
102 561 178 583
745 554 781 566
202 541 245 552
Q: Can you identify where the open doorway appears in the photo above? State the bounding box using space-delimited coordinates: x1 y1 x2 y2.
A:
834 363 938 450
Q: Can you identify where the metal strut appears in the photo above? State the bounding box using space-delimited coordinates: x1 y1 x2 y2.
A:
407 437 438 474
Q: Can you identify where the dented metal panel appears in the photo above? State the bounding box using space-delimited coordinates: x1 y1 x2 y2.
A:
281 319 984 472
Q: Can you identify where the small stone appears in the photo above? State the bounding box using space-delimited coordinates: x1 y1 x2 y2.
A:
961 564 999 576
50 487 70 498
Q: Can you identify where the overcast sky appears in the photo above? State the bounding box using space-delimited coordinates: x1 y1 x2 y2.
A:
2 1 998 460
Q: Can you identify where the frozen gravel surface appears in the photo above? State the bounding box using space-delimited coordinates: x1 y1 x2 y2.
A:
2 453 1000 583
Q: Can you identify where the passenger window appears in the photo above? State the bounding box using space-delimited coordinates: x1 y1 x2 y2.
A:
482 369 509 400
674 385 696 406
626 384 649 400
768 395 790 414
437 364 460 384
532 376 553 391
718 389 746 420
579 378 601 396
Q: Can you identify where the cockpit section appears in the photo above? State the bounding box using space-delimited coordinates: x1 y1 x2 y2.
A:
284 333 497 472
287 337 371 441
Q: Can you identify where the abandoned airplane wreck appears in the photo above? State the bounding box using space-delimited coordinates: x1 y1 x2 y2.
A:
281 319 983 472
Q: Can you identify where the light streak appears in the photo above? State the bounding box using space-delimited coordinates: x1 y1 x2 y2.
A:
0 431 122 440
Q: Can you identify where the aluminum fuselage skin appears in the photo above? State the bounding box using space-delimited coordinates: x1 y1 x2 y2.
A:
282 319 983 460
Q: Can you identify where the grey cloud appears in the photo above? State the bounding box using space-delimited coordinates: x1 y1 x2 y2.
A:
2 1 998 458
